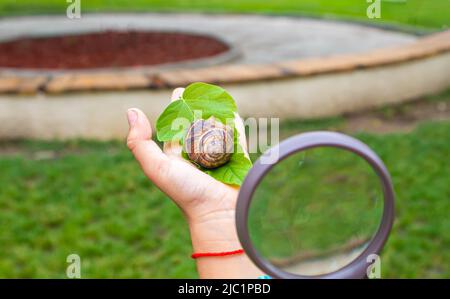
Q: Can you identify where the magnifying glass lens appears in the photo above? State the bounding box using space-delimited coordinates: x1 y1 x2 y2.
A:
248 146 384 276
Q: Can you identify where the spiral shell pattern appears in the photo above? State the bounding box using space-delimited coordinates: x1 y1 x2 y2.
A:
184 117 234 169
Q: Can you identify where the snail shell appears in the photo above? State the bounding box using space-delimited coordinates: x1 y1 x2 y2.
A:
184 117 234 169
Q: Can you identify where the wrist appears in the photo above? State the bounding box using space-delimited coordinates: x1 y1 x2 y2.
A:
188 209 265 279
188 210 242 253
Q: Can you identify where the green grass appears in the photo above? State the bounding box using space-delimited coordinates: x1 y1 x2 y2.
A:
0 140 195 277
0 0 448 29
249 147 384 268
0 117 449 278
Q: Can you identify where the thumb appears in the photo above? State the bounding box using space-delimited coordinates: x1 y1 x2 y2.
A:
126 108 152 143
126 108 170 186
163 87 185 158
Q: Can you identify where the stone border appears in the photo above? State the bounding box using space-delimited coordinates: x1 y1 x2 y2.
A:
0 30 448 95
1 50 448 139
153 30 450 87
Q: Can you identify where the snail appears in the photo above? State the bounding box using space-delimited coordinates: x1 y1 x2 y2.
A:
184 116 234 169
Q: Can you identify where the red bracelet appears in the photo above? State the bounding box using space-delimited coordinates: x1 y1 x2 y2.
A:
191 249 244 259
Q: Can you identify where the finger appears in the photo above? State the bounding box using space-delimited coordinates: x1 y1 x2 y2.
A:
126 108 171 187
127 107 233 208
234 112 249 158
164 88 185 158
126 107 197 203
171 87 184 102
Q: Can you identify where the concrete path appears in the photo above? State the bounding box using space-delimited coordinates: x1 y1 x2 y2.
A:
0 13 417 65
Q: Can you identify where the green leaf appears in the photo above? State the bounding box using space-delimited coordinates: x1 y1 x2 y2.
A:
181 149 190 161
156 100 194 142
205 152 252 186
182 82 237 124
156 82 251 185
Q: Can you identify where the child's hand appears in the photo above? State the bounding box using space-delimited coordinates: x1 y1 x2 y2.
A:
126 87 248 224
126 88 261 278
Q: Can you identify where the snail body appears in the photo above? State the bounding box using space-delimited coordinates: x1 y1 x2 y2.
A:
184 117 234 169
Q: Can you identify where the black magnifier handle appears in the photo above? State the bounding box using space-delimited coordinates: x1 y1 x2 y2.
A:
236 131 395 279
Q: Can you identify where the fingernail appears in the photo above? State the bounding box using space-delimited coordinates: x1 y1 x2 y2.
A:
127 109 138 127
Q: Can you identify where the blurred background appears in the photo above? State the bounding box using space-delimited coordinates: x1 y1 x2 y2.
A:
0 0 448 278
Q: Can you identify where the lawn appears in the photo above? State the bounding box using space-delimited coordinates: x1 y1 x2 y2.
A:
0 0 448 29
250 146 384 268
0 99 449 277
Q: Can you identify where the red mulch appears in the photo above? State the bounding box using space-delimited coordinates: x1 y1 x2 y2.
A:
0 31 229 69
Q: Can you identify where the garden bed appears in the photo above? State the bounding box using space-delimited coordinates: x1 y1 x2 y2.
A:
0 30 229 70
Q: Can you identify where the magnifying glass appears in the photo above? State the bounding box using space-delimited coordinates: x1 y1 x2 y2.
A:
236 131 395 279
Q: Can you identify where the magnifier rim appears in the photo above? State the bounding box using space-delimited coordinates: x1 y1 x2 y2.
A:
236 131 395 279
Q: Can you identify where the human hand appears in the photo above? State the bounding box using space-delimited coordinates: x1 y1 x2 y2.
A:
126 88 262 278
126 87 248 223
